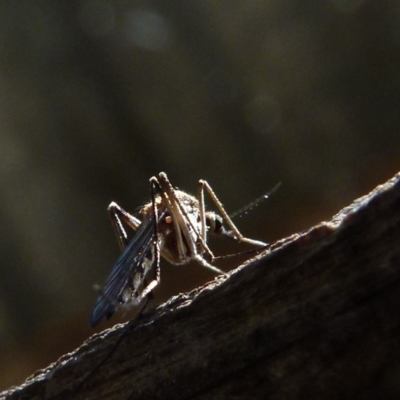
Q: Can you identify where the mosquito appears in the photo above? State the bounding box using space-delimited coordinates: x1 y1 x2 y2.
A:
90 172 267 327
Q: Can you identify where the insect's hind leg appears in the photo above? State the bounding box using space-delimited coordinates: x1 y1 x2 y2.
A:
198 180 267 247
108 202 142 252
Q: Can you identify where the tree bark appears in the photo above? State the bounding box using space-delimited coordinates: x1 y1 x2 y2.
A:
2 172 400 400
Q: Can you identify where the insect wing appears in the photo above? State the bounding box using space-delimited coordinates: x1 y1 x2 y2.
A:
90 213 158 327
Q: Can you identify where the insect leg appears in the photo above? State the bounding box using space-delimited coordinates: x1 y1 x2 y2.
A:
157 173 224 275
196 180 218 260
108 201 141 252
153 173 188 263
198 179 267 247
128 177 162 304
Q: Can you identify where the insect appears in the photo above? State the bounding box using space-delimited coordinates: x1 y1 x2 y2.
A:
90 172 267 327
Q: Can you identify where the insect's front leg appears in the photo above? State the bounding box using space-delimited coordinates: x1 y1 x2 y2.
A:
126 175 165 306
108 202 141 252
135 175 163 302
154 173 188 262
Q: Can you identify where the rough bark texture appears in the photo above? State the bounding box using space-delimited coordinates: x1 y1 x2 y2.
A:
2 172 400 400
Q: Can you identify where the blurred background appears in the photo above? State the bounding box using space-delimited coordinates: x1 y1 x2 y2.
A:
1 0 400 391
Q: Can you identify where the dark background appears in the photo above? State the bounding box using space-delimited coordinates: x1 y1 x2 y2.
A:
1 0 399 390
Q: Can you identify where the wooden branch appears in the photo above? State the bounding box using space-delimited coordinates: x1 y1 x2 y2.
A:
2 172 400 400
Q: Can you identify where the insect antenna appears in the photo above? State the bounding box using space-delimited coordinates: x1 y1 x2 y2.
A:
229 182 281 219
212 183 281 259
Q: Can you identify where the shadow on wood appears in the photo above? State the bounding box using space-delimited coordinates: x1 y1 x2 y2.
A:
2 172 400 400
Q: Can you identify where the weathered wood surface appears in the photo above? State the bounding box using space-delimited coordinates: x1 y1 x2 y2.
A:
2 172 400 400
